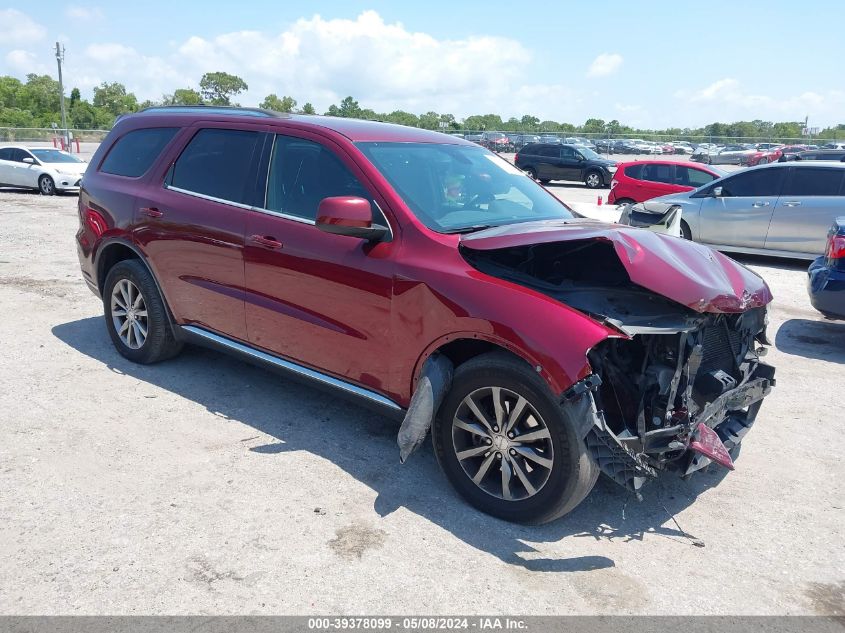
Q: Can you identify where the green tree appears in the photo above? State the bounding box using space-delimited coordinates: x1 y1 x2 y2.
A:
69 87 81 109
385 110 419 127
520 114 540 129
92 81 138 117
20 74 62 117
300 102 316 115
199 72 248 106
0 76 24 109
418 111 441 129
164 88 202 105
260 94 297 112
326 96 362 118
581 118 607 134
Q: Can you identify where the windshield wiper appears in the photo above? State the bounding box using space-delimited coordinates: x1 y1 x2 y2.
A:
442 225 494 234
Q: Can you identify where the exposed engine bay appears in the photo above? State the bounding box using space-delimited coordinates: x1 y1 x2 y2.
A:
462 238 776 494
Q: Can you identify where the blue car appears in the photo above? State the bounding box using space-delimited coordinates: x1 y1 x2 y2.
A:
808 216 845 319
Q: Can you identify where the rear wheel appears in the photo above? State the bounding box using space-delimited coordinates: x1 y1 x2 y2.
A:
615 197 635 206
433 352 599 524
525 167 538 180
103 260 182 364
584 171 603 188
758 157 769 165
38 174 55 196
539 178 551 185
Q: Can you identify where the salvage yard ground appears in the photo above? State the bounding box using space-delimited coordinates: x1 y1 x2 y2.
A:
0 189 842 615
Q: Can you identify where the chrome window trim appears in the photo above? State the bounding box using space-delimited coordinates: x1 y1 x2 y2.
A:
182 325 402 412
165 185 254 210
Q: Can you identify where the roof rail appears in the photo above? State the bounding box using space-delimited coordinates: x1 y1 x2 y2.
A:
137 105 291 119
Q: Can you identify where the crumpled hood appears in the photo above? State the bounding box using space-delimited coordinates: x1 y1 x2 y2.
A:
460 220 772 313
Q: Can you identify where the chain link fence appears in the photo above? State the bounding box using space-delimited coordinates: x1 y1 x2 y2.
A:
0 127 110 143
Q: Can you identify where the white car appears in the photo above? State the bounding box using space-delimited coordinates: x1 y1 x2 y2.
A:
0 146 87 195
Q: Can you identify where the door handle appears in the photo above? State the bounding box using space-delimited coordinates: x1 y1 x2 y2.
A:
250 234 283 249
751 201 770 208
782 201 802 207
139 207 163 218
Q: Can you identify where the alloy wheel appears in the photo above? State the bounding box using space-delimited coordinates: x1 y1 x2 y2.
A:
586 173 601 188
111 279 148 349
39 176 54 195
451 386 554 501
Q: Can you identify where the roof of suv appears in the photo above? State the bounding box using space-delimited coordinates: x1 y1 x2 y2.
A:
131 105 471 145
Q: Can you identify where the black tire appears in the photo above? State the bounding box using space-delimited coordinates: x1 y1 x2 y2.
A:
584 170 603 189
539 178 551 185
103 259 182 364
38 174 55 196
680 220 692 240
433 352 599 524
705 156 712 165
525 167 538 180
615 198 636 206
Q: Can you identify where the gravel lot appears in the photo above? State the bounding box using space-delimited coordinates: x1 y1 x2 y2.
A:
0 188 842 616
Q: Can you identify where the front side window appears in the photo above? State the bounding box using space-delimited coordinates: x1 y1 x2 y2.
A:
169 128 259 205
101 127 178 177
678 166 717 187
783 167 844 196
357 142 575 233
265 136 371 220
719 168 785 197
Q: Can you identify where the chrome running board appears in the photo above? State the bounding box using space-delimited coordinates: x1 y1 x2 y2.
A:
181 325 403 415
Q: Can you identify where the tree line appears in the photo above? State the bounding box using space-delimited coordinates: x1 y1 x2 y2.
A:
1 70 842 143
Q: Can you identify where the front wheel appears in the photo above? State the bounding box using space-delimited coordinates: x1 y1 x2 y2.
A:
680 219 692 240
584 171 603 188
433 353 599 524
38 174 55 195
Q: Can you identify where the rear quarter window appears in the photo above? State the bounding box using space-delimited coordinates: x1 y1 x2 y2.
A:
100 127 179 178
784 167 845 196
624 164 643 179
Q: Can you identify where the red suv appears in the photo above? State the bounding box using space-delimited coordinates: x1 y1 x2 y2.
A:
608 160 723 205
76 107 775 523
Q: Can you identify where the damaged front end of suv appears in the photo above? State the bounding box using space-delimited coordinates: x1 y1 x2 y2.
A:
461 221 776 496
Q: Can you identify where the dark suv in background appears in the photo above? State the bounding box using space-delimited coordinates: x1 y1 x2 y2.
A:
514 143 618 188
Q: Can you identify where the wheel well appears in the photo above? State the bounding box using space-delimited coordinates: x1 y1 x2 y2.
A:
434 338 528 371
97 243 139 294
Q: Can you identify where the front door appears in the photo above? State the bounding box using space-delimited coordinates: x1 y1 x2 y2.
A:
133 125 264 340
558 146 583 182
698 167 785 249
243 133 397 395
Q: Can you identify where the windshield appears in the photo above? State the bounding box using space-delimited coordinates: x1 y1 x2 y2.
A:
29 149 84 163
357 142 575 233
578 147 601 160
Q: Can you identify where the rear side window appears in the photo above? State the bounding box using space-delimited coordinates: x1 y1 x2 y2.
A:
784 168 844 196
0 148 12 160
624 164 643 179
720 168 785 197
100 127 178 177
641 163 674 184
538 146 560 158
169 128 260 205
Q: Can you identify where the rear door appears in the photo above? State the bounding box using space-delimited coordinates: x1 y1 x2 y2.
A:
133 124 264 340
697 167 785 248
242 131 397 394
765 166 845 255
638 163 677 199
534 146 562 180
0 148 15 184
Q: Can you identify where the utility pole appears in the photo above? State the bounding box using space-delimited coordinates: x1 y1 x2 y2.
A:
55 42 68 148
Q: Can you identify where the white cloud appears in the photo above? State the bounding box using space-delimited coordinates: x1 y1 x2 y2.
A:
65 6 105 21
586 53 622 78
0 9 46 44
675 78 845 124
27 11 574 120
5 50 40 72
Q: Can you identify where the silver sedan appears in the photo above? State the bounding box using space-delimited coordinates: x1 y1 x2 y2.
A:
650 162 845 259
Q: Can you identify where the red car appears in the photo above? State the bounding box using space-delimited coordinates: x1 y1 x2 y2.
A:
746 147 783 166
76 107 775 524
608 160 723 205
